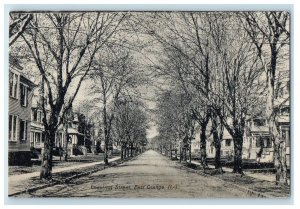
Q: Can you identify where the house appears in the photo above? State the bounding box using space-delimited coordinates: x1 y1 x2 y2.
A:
55 113 84 155
9 58 36 166
243 118 273 163
204 118 275 163
30 97 87 156
206 129 234 159
30 94 45 150
203 109 289 164
277 99 290 167
191 138 200 154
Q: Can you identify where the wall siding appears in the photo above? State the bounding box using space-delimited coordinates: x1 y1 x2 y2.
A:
8 82 33 152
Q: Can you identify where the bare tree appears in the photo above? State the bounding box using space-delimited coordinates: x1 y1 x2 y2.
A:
114 98 148 158
9 13 33 46
213 16 265 174
144 12 214 167
155 87 194 162
89 47 139 164
14 12 127 179
241 11 290 185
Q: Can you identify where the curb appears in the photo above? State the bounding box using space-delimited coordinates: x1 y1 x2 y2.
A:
8 181 59 197
176 161 273 198
8 155 141 197
158 153 273 198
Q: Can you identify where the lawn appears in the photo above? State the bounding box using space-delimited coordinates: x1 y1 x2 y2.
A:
8 153 116 176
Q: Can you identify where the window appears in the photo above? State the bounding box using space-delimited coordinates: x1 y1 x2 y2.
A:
19 120 27 141
256 137 272 148
253 119 265 127
9 72 19 98
20 83 28 107
286 81 290 94
256 137 263 148
42 133 45 142
38 111 42 122
32 108 38 121
9 115 18 141
35 132 41 143
9 115 12 140
282 129 290 147
264 137 272 148
280 107 290 115
225 139 231 146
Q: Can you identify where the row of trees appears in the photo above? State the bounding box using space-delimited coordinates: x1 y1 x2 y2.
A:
8 11 290 186
146 12 290 185
9 12 148 179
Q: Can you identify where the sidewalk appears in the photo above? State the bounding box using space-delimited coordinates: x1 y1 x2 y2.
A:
191 160 276 182
8 156 121 195
188 160 289 198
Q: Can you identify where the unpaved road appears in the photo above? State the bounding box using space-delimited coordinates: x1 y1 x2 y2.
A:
19 150 252 198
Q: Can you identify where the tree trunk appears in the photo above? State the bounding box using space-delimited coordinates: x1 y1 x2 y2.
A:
214 131 223 176
213 130 222 172
271 120 288 185
266 61 288 185
64 122 69 161
200 124 207 168
264 48 288 185
189 141 192 163
214 143 221 170
232 133 243 174
104 140 109 165
179 147 182 162
40 129 55 180
121 144 124 160
212 115 222 171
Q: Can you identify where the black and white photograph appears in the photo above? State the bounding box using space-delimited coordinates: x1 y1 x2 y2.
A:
4 5 294 202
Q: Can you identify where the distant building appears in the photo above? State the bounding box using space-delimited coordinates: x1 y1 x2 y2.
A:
30 94 45 150
277 99 290 167
30 96 90 156
9 58 36 166
243 118 273 162
202 103 290 165
55 113 85 155
206 129 234 159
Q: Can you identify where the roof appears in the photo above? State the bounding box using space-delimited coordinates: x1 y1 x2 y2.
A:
277 115 290 124
274 97 289 107
10 55 36 88
30 121 44 131
9 55 23 70
68 127 82 135
223 129 232 139
249 125 270 136
57 125 83 135
20 73 36 88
